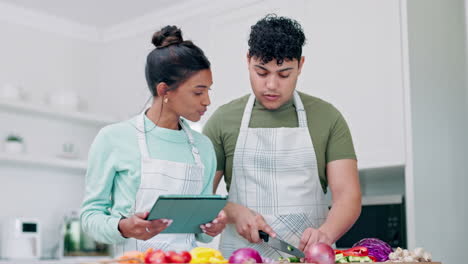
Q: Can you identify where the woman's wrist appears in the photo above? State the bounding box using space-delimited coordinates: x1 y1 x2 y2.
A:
118 217 129 238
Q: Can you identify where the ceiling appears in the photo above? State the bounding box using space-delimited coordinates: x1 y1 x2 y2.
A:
0 0 189 28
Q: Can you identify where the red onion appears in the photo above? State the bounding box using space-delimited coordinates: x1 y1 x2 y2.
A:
262 257 274 263
229 248 263 263
304 243 335 264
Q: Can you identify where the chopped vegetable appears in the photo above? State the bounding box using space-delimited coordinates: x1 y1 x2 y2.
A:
286 257 301 263
335 246 368 257
335 252 374 263
352 238 393 262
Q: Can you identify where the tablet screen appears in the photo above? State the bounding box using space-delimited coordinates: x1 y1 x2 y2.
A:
147 195 228 233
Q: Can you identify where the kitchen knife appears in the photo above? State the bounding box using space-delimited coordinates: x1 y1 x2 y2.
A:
259 230 305 258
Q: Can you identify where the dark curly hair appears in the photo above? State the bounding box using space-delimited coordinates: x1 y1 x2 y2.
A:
248 14 306 65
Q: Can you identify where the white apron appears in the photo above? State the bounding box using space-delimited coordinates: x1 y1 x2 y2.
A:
219 91 329 258
114 112 204 255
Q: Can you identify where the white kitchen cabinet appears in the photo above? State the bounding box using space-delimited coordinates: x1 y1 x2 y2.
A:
299 0 406 169
202 0 406 169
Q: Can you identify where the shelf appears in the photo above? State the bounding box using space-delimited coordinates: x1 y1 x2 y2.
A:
358 161 405 171
0 152 87 171
0 99 117 126
359 163 404 171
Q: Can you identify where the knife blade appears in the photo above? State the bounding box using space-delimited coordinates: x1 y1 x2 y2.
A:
259 231 305 258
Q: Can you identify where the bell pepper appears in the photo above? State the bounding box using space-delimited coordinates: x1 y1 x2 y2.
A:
190 247 227 263
209 256 229 263
334 247 375 263
343 246 368 257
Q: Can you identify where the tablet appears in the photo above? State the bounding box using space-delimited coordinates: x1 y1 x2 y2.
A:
147 194 228 234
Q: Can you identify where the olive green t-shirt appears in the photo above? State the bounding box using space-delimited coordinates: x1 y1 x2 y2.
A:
203 91 357 193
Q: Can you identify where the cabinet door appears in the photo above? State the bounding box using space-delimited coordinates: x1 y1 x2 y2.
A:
204 0 405 169
298 0 405 168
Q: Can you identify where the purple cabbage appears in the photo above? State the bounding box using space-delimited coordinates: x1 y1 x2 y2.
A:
353 238 393 262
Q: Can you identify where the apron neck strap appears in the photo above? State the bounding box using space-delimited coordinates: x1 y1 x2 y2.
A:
179 119 203 166
136 112 202 165
240 91 307 129
293 91 308 128
136 112 151 159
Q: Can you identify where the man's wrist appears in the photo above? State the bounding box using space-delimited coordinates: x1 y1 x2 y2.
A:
224 202 239 223
318 226 336 244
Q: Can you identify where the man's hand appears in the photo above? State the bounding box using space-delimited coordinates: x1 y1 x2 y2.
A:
118 212 172 240
298 227 332 251
227 203 276 243
200 210 227 237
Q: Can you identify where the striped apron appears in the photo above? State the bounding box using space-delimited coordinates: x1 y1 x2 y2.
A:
114 112 204 255
219 91 329 258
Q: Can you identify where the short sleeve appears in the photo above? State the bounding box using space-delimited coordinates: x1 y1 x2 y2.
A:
326 111 357 163
203 110 226 172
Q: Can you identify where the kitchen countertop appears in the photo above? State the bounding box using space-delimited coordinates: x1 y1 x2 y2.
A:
0 256 111 264
0 261 442 264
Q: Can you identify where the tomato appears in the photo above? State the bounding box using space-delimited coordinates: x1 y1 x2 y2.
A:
180 251 192 263
145 249 167 264
166 251 186 263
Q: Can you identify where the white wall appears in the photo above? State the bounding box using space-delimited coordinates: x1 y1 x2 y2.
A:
403 1 468 264
93 1 271 120
0 17 100 111
0 20 102 258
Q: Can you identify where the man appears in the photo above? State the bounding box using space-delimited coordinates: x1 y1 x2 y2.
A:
203 14 361 258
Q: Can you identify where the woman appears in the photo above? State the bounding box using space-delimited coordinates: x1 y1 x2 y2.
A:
80 25 226 254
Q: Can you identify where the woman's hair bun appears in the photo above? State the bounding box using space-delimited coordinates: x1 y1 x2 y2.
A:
152 25 184 48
